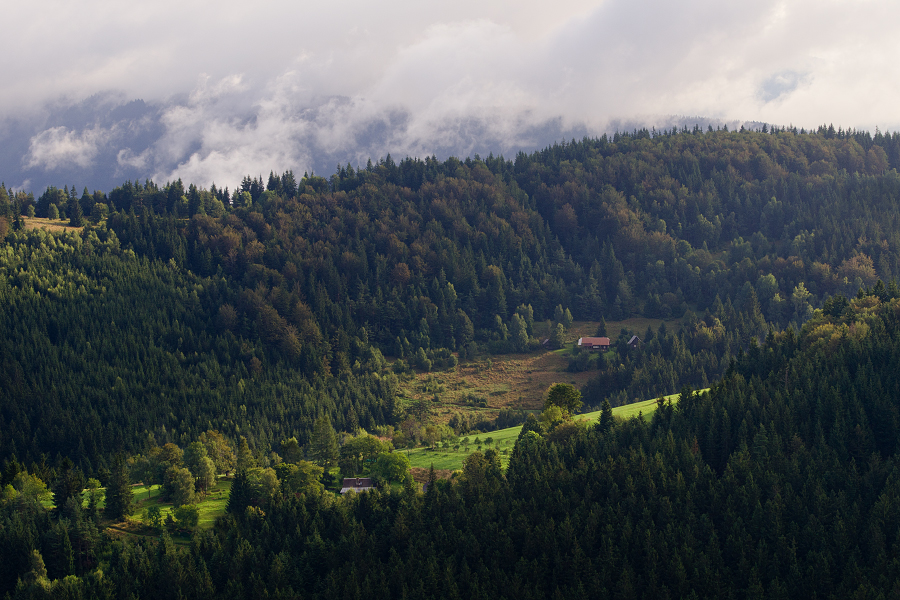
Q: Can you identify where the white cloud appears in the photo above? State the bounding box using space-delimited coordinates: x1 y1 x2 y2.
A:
7 0 900 190
24 126 109 170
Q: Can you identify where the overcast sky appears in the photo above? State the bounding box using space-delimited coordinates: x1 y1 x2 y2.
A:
4 0 900 192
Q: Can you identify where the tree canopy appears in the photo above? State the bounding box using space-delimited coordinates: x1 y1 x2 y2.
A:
543 382 583 415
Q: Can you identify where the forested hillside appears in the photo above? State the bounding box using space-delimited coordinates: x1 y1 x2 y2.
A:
4 275 900 598
3 125 900 472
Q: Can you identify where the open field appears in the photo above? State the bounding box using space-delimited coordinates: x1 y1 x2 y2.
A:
404 389 703 472
38 478 233 543
398 317 691 424
578 390 689 421
22 217 84 232
127 479 232 528
404 423 522 470
100 479 233 543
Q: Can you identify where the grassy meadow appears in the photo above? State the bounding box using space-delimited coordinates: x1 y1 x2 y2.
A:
22 216 85 233
126 478 232 528
396 316 691 428
405 389 698 471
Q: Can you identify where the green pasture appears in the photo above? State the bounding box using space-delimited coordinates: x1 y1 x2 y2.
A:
405 423 521 470
406 389 705 471
42 478 231 538
580 390 686 422
129 479 231 529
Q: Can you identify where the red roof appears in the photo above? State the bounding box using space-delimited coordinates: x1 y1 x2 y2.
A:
578 337 610 347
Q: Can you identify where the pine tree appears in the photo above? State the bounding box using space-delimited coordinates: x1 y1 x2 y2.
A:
226 470 250 515
68 197 84 227
235 436 255 472
310 415 339 468
597 399 614 433
85 478 102 524
104 454 133 521
425 463 437 504
510 313 529 352
52 459 83 515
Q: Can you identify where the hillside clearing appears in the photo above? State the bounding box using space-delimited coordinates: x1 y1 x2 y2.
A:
398 317 690 424
405 389 704 472
22 216 84 232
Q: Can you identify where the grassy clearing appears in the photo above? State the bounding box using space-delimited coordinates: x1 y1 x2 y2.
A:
398 317 692 426
22 217 84 233
406 389 705 472
580 391 682 422
40 478 232 543
128 479 231 529
405 424 522 470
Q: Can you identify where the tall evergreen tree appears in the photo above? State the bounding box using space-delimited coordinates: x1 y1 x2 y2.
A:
104 454 133 521
235 436 255 472
309 415 339 468
52 459 83 515
68 196 84 227
597 399 614 433
226 470 250 515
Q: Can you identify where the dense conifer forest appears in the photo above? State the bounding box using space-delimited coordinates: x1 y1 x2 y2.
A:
2 125 900 597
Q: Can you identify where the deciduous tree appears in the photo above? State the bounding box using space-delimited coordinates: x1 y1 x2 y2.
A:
544 383 583 416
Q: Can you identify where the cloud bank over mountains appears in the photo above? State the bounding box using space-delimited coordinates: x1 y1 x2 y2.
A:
3 0 899 193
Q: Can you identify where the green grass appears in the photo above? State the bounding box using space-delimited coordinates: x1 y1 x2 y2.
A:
129 479 231 529
405 424 522 470
404 450 473 471
406 389 707 471
579 390 689 422
42 478 230 545
195 480 230 527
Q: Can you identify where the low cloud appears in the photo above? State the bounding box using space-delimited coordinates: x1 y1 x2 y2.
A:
5 0 900 192
24 126 109 171
759 71 808 104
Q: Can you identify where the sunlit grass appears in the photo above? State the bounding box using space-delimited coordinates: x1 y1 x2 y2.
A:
128 479 231 529
405 389 705 472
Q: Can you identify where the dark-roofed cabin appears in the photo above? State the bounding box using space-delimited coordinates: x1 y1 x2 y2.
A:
577 336 610 351
628 335 641 348
340 477 375 494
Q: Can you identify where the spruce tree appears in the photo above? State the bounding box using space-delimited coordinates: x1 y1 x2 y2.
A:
68 197 84 227
235 436 255 472
226 470 250 515
310 415 339 468
50 524 74 579
85 478 102 524
597 399 614 433
52 459 83 515
104 454 133 521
